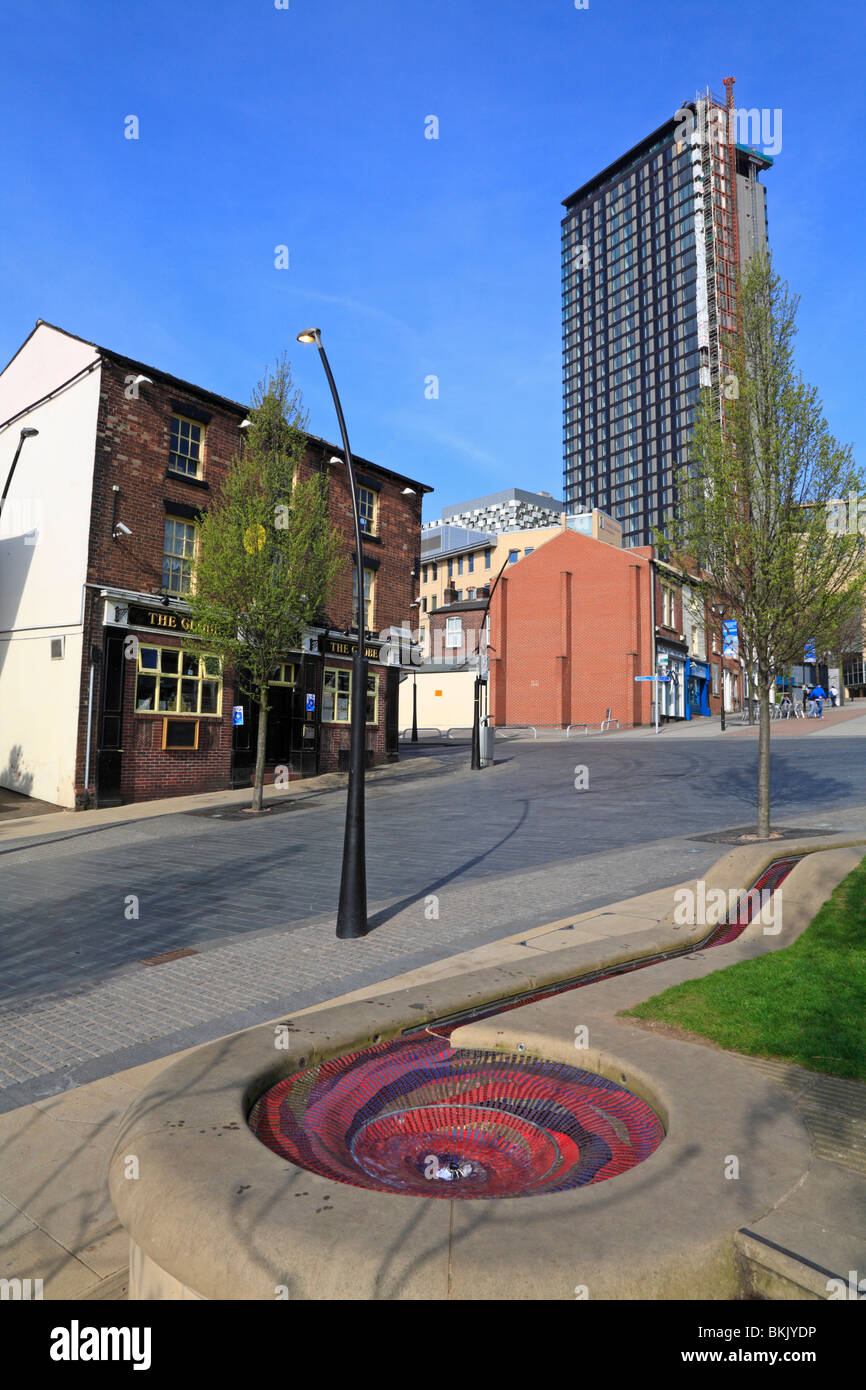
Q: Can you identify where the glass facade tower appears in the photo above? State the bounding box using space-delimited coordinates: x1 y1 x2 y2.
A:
561 89 772 548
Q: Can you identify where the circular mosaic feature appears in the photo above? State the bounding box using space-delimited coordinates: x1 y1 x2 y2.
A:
248 1036 664 1199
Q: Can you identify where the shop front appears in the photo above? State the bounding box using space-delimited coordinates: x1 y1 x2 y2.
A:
686 658 711 718
96 595 399 803
656 640 688 721
230 635 398 783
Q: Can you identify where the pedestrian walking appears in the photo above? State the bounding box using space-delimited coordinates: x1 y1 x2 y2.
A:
830 683 839 707
810 684 827 718
803 685 813 716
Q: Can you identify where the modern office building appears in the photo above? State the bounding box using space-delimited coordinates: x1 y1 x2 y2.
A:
561 80 773 547
424 487 564 542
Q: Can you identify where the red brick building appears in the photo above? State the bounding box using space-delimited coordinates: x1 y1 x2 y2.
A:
424 530 745 728
0 322 430 808
485 530 654 727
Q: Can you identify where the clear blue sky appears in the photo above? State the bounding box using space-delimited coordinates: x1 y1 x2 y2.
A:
1 0 863 518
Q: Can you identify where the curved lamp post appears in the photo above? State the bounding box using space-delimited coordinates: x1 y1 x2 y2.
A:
0 427 39 521
297 329 368 939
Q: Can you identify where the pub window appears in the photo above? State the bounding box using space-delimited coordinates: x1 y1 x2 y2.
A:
322 667 378 724
268 662 297 686
357 485 377 534
352 567 375 631
163 517 197 594
169 414 203 478
467 554 474 573
136 646 222 716
162 718 199 750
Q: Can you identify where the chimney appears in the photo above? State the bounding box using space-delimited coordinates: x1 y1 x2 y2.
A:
443 583 459 604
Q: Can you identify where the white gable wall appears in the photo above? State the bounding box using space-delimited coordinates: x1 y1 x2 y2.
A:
0 325 102 806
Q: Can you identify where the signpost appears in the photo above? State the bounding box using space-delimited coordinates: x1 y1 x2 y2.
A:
635 674 670 734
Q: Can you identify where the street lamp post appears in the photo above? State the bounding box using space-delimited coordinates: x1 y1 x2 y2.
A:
297 328 368 939
0 427 39 522
711 601 729 733
471 555 510 770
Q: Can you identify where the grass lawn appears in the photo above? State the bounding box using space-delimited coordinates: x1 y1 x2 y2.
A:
624 856 866 1081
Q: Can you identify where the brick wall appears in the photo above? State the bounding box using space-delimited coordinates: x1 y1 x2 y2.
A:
489 531 653 728
73 358 424 804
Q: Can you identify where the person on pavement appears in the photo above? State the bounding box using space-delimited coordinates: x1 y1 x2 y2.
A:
830 683 839 707
810 684 827 718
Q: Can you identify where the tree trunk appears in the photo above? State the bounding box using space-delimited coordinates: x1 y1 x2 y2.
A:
756 677 772 839
252 681 269 812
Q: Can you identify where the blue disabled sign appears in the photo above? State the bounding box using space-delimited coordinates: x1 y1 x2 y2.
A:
804 640 816 662
305 693 316 713
232 705 244 726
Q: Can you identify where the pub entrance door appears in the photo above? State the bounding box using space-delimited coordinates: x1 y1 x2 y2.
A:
231 655 321 786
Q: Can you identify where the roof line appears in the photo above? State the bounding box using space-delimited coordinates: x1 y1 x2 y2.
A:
6 321 432 493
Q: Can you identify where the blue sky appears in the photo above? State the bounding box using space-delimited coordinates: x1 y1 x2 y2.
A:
1 0 863 518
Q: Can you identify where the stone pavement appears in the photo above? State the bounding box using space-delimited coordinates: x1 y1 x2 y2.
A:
0 879 685 1299
4 849 862 1300
4 732 866 1109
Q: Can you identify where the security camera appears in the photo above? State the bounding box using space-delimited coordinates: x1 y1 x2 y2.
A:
114 522 132 537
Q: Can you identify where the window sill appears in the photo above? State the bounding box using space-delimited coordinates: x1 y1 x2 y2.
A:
165 469 209 490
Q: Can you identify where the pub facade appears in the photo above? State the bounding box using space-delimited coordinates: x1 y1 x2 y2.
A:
0 321 429 808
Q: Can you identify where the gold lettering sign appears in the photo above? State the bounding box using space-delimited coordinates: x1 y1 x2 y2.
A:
128 604 198 634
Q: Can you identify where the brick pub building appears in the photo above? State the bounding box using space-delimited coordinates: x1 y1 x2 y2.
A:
0 322 429 808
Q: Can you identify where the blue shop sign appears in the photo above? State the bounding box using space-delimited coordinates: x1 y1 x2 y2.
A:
689 660 709 679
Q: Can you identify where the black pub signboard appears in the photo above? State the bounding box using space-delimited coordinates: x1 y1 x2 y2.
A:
126 604 198 634
320 635 381 661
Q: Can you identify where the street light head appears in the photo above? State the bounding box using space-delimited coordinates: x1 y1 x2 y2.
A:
297 328 320 344
401 487 416 495
20 428 39 438
329 455 342 465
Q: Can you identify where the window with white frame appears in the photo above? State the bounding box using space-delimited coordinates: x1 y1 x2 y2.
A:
169 415 203 478
352 567 375 630
357 485 377 534
445 616 463 649
162 517 197 594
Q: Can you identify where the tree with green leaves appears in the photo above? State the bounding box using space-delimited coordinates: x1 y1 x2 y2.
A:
188 356 343 811
662 252 865 838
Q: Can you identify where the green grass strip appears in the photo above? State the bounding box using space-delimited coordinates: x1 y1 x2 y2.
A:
625 857 866 1080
